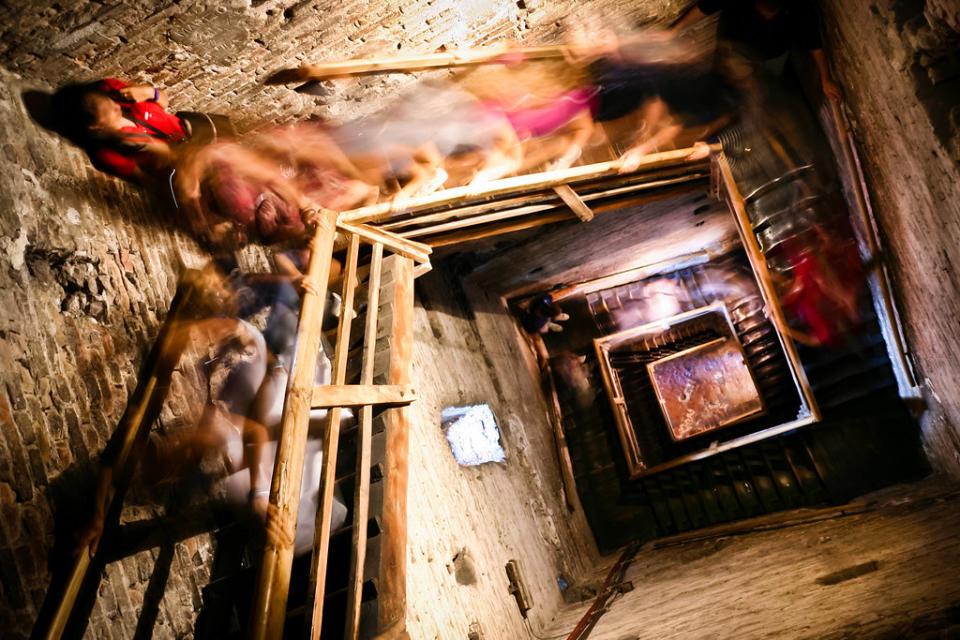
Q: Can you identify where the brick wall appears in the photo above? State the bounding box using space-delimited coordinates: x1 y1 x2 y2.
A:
0 1 720 636
820 0 960 477
0 67 214 638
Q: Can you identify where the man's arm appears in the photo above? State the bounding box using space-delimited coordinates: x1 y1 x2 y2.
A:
116 85 170 109
811 48 842 102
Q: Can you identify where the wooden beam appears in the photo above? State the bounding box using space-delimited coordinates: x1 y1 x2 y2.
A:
344 243 384 640
536 335 583 513
379 165 705 233
396 173 707 239
829 100 916 389
336 220 432 264
250 210 339 640
339 150 708 225
422 179 705 247
305 234 362 638
265 45 569 83
311 384 416 409
552 184 594 221
376 256 415 636
317 381 386 407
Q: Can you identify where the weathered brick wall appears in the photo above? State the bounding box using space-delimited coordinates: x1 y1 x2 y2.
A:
820 0 960 477
0 0 690 130
0 67 214 638
0 0 695 637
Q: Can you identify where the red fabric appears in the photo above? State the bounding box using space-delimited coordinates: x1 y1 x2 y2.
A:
90 78 186 180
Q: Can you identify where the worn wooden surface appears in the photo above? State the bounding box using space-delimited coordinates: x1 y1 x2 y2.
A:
542 479 960 640
344 243 383 640
376 255 415 637
470 191 734 300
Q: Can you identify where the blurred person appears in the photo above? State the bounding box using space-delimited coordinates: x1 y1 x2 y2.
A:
523 293 570 335
455 58 597 172
174 140 317 247
671 0 842 102
325 79 523 199
76 262 348 559
771 224 864 348
564 16 741 171
52 78 187 184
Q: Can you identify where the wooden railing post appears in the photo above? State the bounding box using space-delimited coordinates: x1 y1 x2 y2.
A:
303 232 361 638
373 256 415 639
249 210 338 640
344 242 384 640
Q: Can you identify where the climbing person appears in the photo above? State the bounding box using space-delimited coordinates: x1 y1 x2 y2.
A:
671 0 842 102
52 78 189 185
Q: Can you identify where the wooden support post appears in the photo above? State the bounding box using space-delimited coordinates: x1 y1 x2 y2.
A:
249 211 339 640
373 256 415 639
552 184 594 221
336 220 433 264
311 383 415 409
344 243 384 640
265 45 569 83
304 234 362 639
38 283 193 640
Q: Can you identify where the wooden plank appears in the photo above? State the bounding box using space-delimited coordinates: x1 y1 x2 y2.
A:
399 174 707 239
266 45 569 82
713 152 821 422
375 257 415 637
413 261 433 279
311 383 416 409
553 184 594 221
422 179 704 248
380 166 706 233
305 234 362 639
336 220 432 264
344 243 384 640
339 149 707 225
250 211 339 640
39 283 194 640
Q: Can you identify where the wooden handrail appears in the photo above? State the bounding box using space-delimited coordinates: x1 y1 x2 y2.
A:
249 210 339 640
828 100 916 389
311 384 416 409
344 242 385 640
339 149 708 225
304 233 362 638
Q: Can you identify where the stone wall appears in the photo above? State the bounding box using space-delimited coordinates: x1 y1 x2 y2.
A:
0 67 212 638
405 265 599 639
820 0 960 477
0 1 695 636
